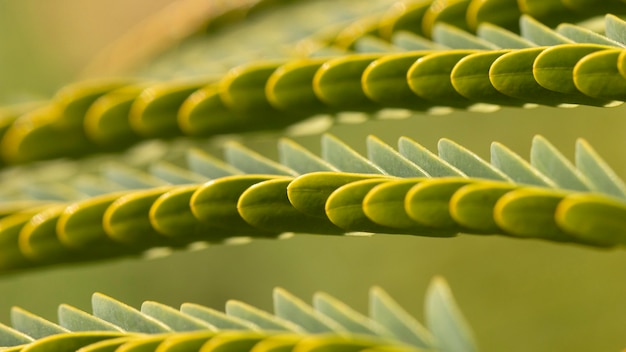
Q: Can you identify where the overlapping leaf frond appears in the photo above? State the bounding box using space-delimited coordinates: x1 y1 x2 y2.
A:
0 1 625 350
2 1 626 164
0 278 475 352
0 134 624 274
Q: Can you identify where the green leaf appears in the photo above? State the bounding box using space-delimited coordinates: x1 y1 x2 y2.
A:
277 138 337 174
450 49 525 106
148 162 208 184
179 304 257 330
404 178 474 230
224 142 297 176
266 58 329 113
149 185 230 241
0 322 33 347
490 142 554 186
0 283 476 350
287 172 388 218
519 15 573 46
23 183 84 202
476 23 535 49
18 205 73 263
10 307 69 339
273 288 345 334
369 287 434 349
313 292 389 337
72 176 123 198
141 301 215 332
0 210 43 271
313 54 382 110
556 24 623 46
391 32 445 51
432 23 499 50
575 138 626 199
438 139 511 181
102 186 177 246
321 134 384 174
103 164 169 189
177 86 246 137
186 148 241 179
362 179 455 236
407 50 477 107
398 137 464 177
353 35 402 53
449 181 516 233
425 278 478 352
1 106 94 164
573 48 626 100
225 301 303 332
129 81 207 138
529 135 592 191
1 131 626 269
2 4 626 168
91 293 172 334
238 178 343 234
190 175 284 233
361 51 433 110
57 305 124 333
556 193 626 247
533 44 615 105
0 103 43 155
84 84 147 148
366 136 429 177
55 79 132 127
489 47 577 105
493 188 573 242
220 61 284 113
604 14 626 46
56 192 133 250
325 178 403 233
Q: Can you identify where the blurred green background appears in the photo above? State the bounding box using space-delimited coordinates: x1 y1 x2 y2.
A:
0 1 626 352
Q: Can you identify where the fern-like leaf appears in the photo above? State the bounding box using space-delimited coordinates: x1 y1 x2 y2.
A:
0 278 474 352
1 3 626 163
0 134 623 273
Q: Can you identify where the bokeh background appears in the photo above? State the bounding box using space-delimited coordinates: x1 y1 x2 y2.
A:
0 1 626 352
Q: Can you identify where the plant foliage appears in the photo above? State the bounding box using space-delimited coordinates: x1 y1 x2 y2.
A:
3 3 626 164
1 134 625 275
0 278 475 352
1 0 626 350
